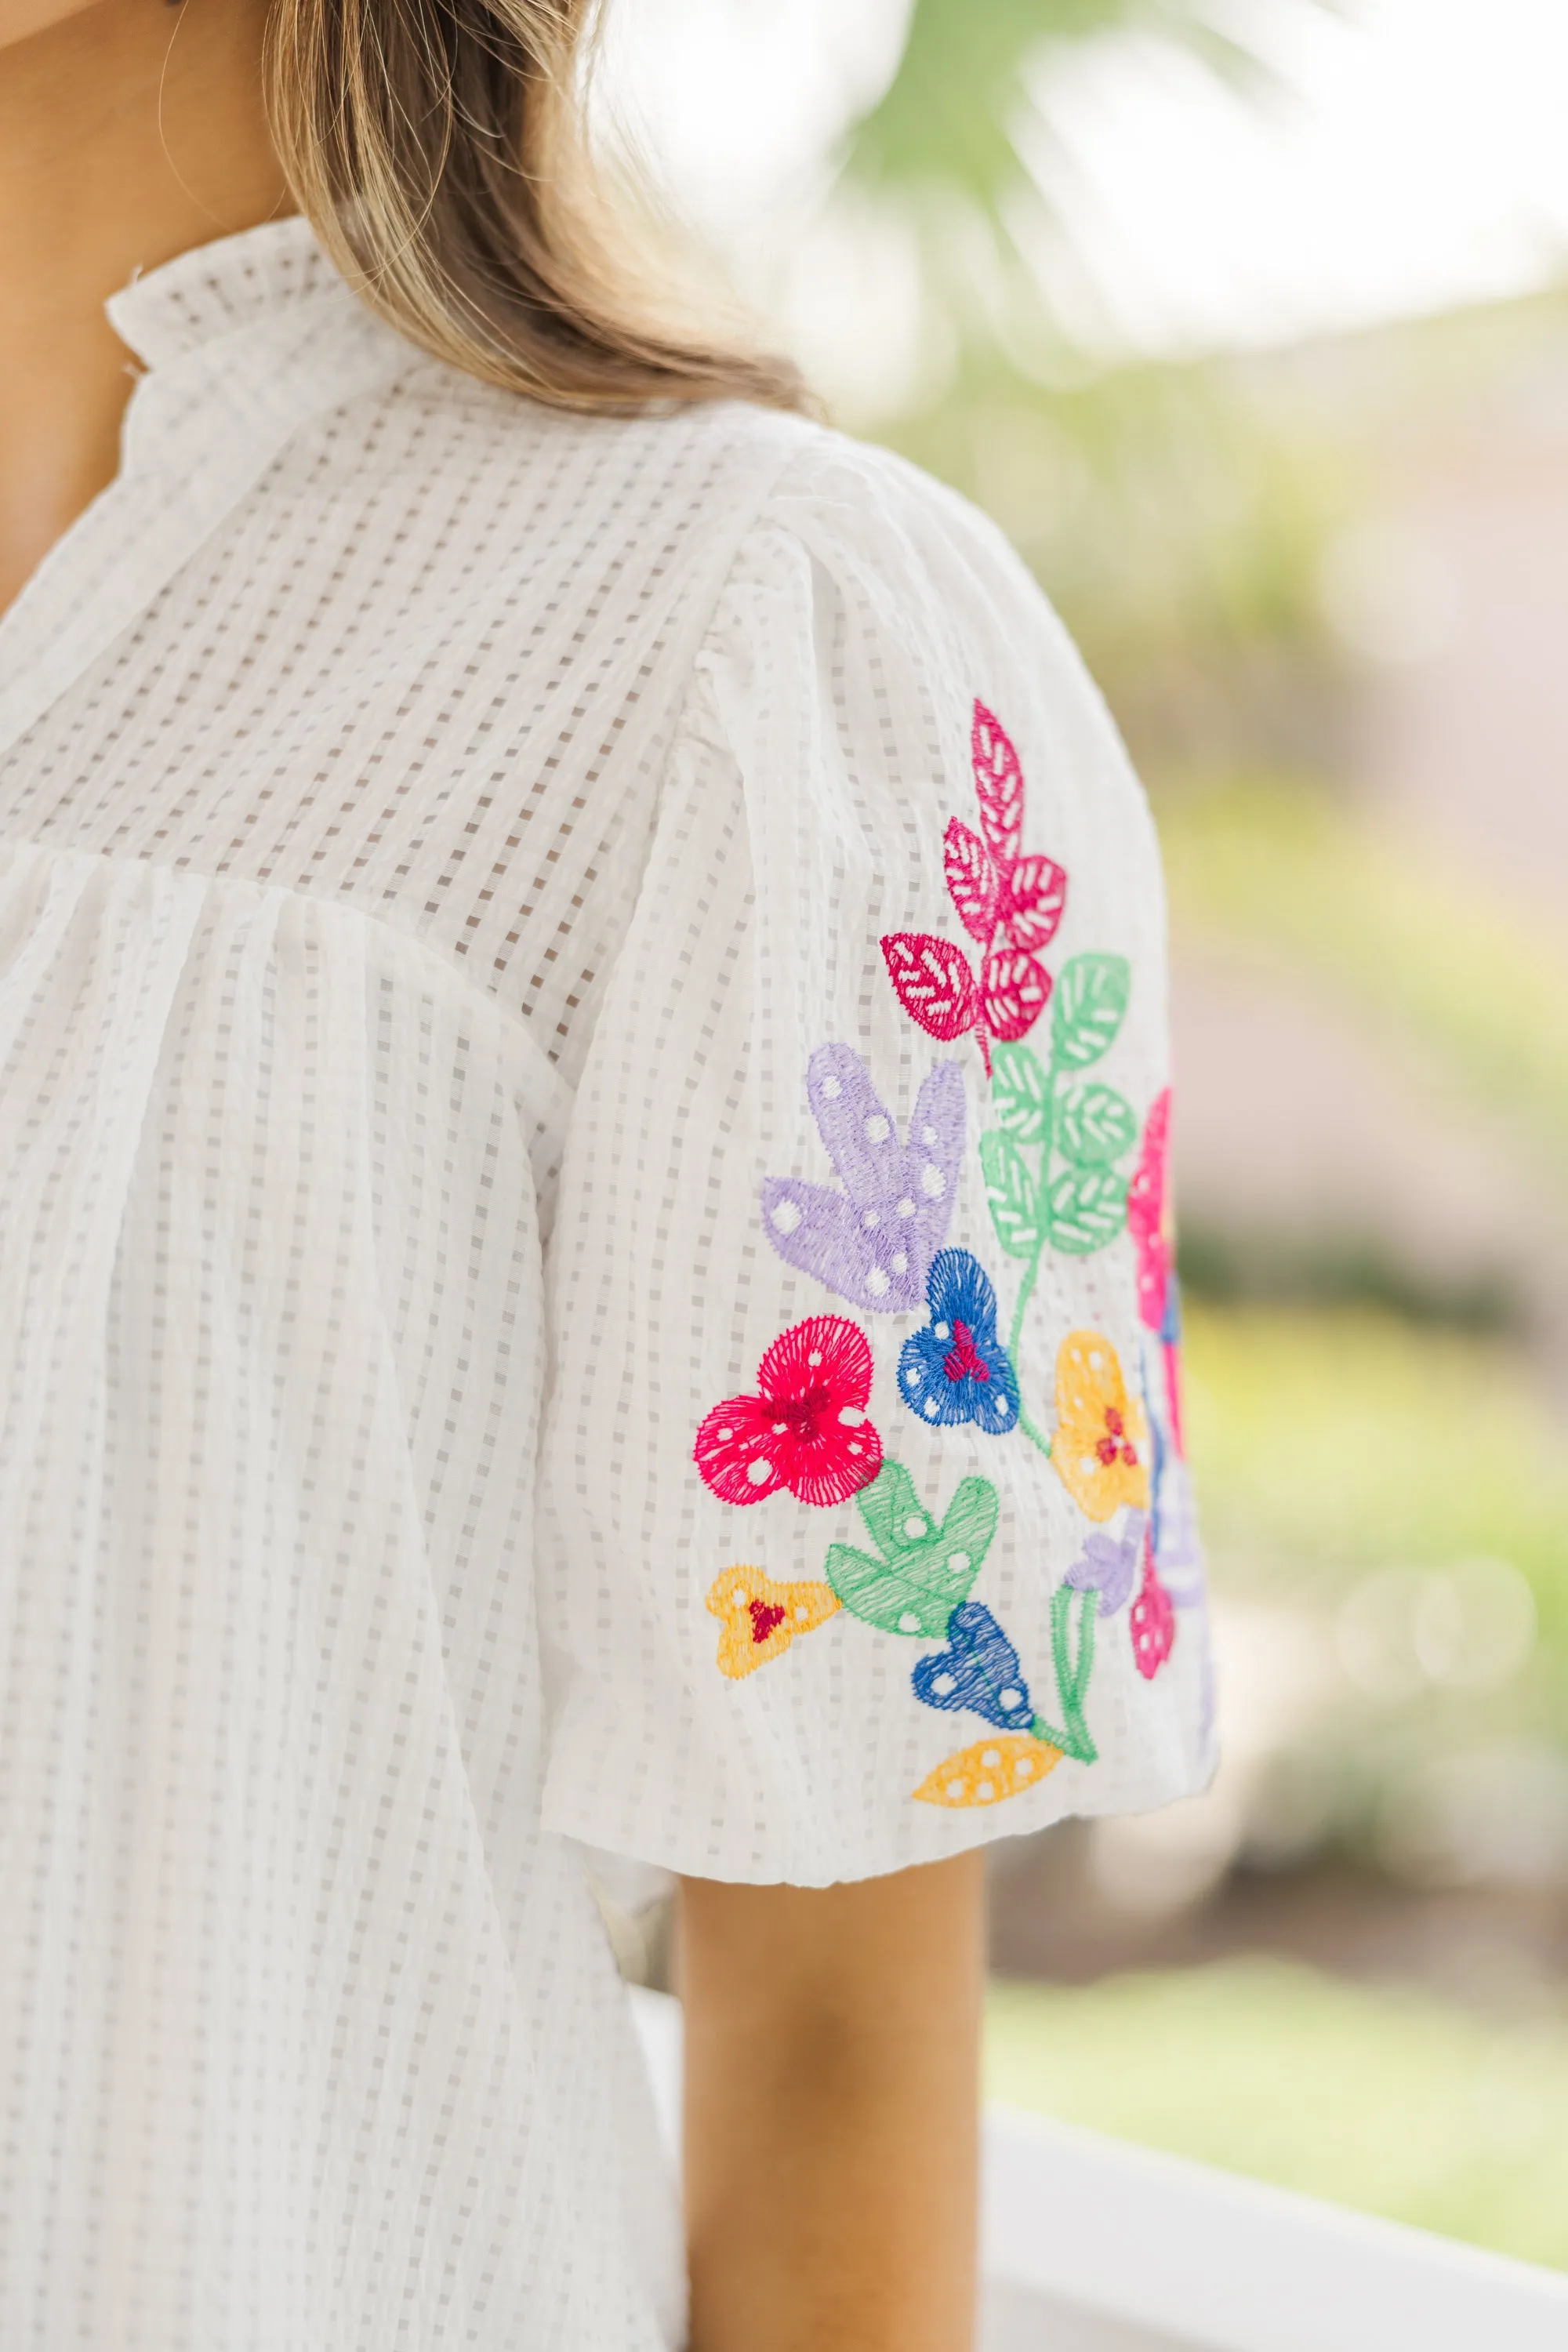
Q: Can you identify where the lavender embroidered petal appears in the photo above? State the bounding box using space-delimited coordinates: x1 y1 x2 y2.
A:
760 1043 966 1312
1064 1508 1148 1617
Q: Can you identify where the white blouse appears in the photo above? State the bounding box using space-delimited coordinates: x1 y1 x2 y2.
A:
0 219 1213 2349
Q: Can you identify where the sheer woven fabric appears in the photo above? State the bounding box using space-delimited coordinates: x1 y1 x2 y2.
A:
0 219 1213 2349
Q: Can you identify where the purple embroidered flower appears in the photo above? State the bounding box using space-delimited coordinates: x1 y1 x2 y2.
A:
761 1044 967 1313
1064 1508 1147 1617
1151 1411 1206 1610
897 1250 1020 1436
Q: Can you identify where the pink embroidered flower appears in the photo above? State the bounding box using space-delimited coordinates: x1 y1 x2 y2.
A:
1127 1087 1187 1454
1129 1526 1176 1680
881 702 1068 1076
695 1316 884 1508
1127 1087 1174 1334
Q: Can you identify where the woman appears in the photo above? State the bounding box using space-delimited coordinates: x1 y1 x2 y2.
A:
0 0 1213 2345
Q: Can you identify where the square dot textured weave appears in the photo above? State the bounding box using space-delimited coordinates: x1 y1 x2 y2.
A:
0 217 1214 2350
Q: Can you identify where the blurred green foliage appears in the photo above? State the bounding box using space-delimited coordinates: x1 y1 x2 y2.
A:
1185 1301 1568 1654
1160 779 1568 1170
846 0 1329 219
887 366 1339 720
837 4 1352 732
1185 1299 1568 1882
986 1958 1568 2268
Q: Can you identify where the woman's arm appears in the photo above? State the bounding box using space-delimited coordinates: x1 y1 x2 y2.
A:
680 1852 985 2352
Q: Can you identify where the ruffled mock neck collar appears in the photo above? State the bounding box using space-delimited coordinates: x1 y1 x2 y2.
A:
106 215 349 370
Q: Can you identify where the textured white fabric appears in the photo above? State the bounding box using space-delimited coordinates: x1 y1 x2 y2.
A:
0 218 1213 2348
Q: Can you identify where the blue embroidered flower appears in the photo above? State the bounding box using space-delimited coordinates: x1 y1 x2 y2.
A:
897 1249 1019 1436
912 1602 1035 1731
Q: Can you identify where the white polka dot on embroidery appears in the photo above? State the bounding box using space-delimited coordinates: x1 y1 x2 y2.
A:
864 1114 891 1142
770 1198 802 1234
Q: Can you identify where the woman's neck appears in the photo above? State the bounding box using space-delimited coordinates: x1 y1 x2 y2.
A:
0 0 290 614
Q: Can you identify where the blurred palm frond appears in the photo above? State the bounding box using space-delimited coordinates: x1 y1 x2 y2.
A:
845 0 1338 215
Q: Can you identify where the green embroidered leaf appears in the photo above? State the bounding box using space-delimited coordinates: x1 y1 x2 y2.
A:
979 1129 1041 1259
1056 1082 1138 1167
854 1461 927 1559
1052 953 1131 1072
989 1042 1050 1144
825 1471 1000 1639
1045 1163 1129 1254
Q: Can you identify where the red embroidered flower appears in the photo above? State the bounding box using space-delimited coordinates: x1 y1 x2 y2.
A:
881 702 1068 1076
695 1316 884 1508
1129 1526 1176 1681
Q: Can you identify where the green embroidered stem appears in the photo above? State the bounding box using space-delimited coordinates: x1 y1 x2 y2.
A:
1028 1584 1098 1763
1016 1405 1052 1459
1004 1065 1059 1443
983 957 1137 1452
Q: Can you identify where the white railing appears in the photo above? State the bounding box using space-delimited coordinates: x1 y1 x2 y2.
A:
630 1986 1568 2352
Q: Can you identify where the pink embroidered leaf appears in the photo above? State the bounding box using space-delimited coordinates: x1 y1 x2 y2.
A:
942 818 1000 945
880 932 982 1044
971 700 1025 863
1130 1529 1177 1680
1000 854 1068 953
980 946 1052 1044
694 1313 883 1511
1127 1086 1173 1334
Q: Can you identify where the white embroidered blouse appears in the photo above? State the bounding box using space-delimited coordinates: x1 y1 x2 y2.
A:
0 218 1214 2350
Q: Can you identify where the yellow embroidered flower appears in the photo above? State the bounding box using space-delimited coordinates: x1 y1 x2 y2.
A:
706 1566 840 1680
913 1733 1062 1809
1051 1330 1152 1522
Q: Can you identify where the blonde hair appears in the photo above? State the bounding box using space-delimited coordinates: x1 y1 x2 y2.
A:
265 0 808 413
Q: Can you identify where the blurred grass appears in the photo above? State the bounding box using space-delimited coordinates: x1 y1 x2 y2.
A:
985 1958 1568 2269
1183 1301 1568 1650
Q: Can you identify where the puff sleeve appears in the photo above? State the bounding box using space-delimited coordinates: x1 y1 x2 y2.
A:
536 432 1214 1884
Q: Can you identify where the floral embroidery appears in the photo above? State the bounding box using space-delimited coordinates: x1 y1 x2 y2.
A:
980 955 1136 1454
694 1316 883 1508
880 702 1067 1076
1128 1087 1174 1334
1064 1508 1147 1617
897 1250 1020 1436
1129 1527 1177 1679
912 1601 1036 1732
706 1566 840 1679
824 1460 996 1639
822 1461 1088 1788
699 686 1204 1801
913 1733 1063 1810
1127 1087 1186 1453
1051 1330 1151 1522
760 1044 966 1312
1149 1401 1206 1612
